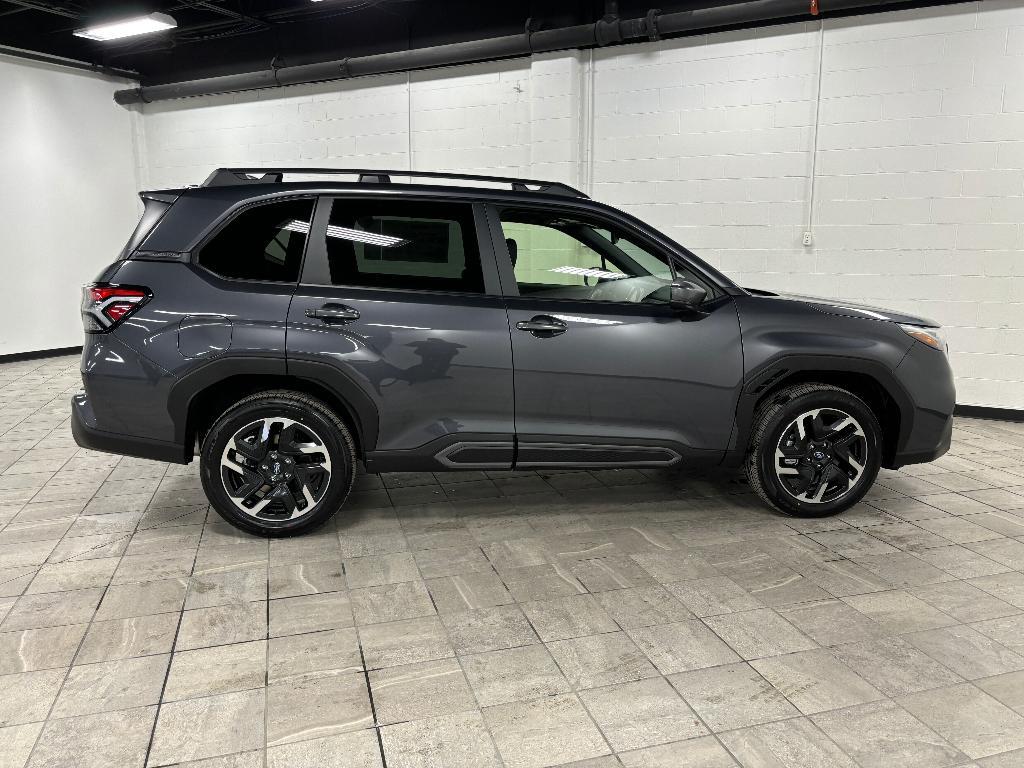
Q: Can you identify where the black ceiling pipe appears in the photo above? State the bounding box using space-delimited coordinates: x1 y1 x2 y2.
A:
112 0 940 105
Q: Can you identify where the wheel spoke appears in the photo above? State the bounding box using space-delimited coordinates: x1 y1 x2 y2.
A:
263 484 298 516
802 465 833 502
301 484 318 511
228 468 265 502
795 411 814 440
278 423 322 456
809 412 830 441
778 443 804 458
232 435 264 462
832 445 864 479
784 465 815 494
233 418 277 461
832 431 858 449
775 449 802 475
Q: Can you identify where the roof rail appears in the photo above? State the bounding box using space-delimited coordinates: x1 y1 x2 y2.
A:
201 168 589 198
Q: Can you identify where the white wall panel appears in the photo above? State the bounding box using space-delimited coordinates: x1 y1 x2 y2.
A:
0 55 140 357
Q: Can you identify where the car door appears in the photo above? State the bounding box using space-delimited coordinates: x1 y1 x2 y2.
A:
486 203 743 468
287 195 515 472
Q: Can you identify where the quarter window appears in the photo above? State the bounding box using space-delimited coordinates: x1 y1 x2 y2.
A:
321 199 483 293
499 209 686 304
198 199 314 282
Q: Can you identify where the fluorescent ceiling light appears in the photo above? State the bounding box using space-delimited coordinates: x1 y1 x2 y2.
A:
550 266 625 280
74 12 176 42
327 224 408 248
283 220 408 248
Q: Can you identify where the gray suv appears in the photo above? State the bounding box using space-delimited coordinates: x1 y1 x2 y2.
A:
73 168 955 536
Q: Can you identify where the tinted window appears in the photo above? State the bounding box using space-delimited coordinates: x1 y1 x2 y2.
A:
322 199 483 293
500 209 687 304
198 198 314 282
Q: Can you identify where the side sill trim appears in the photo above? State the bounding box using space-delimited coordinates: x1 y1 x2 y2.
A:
514 443 682 469
435 441 516 469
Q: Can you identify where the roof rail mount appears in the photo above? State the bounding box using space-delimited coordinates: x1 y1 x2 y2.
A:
201 168 589 199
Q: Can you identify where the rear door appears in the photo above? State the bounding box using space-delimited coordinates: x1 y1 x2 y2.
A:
287 195 515 471
487 203 743 468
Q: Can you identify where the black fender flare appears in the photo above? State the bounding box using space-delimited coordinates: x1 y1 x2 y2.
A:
724 353 914 467
167 355 380 454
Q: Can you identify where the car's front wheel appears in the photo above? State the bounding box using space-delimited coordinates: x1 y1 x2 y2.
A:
746 383 882 518
200 390 356 537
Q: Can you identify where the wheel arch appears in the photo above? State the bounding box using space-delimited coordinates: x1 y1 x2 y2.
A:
727 356 911 469
170 359 378 461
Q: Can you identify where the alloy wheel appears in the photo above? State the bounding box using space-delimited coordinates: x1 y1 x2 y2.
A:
219 417 332 520
773 407 868 504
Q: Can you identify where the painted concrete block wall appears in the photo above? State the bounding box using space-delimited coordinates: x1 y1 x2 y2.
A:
815 3 1024 409
0 55 142 356
590 1 1024 409
137 1 1024 408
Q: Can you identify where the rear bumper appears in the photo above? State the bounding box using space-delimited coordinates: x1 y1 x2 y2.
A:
72 392 187 464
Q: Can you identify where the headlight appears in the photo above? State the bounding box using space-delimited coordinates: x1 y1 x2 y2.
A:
900 324 947 352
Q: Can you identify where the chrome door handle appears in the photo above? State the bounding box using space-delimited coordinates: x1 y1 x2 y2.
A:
516 316 567 336
305 304 360 323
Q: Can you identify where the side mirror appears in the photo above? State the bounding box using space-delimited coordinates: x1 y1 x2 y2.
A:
670 280 707 310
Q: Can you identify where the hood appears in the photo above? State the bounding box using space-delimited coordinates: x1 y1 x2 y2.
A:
745 288 940 327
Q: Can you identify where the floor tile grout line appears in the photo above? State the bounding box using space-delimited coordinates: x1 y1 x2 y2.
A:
263 557 270 768
140 514 201 768
354 633 390 768
451 642 508 767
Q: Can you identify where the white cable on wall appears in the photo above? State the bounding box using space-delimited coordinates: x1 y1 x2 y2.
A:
406 71 414 172
805 19 825 246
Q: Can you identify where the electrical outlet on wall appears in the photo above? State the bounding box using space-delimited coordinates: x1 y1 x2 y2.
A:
802 231 813 247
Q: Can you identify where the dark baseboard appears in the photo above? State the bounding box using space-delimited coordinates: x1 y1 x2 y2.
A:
0 346 82 364
954 404 1024 423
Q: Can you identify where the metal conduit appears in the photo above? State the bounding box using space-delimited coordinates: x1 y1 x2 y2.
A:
112 0 935 105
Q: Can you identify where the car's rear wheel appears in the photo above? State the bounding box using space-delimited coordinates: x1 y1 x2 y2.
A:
746 383 881 518
200 390 355 537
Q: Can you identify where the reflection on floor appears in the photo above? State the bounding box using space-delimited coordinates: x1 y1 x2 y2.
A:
1 354 1023 767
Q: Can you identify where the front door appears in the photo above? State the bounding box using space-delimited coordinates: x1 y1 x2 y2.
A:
489 203 743 468
288 196 514 471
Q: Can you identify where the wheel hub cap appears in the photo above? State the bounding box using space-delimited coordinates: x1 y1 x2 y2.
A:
260 452 296 483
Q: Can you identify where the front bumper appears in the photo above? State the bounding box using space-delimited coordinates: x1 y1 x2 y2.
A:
888 340 956 468
72 392 186 464
890 412 953 467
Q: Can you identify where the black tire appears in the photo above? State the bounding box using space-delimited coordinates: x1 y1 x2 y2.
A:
745 383 882 518
200 390 356 537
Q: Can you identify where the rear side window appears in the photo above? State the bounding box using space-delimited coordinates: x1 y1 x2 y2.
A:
320 198 483 293
198 198 314 282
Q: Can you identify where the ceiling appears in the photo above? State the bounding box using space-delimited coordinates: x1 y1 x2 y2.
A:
0 0 735 85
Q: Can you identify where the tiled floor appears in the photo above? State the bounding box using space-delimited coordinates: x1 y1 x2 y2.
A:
1 354 1023 768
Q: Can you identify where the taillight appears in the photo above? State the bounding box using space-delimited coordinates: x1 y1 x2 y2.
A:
81 283 151 333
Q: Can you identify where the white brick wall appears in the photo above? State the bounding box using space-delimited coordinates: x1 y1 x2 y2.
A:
138 1 1024 409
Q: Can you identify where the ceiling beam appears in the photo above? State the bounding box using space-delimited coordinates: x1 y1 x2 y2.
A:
0 0 82 20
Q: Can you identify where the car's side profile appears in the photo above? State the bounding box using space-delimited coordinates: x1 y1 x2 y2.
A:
73 168 955 536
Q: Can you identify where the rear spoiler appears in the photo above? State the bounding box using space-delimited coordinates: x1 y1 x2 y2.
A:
140 190 184 204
